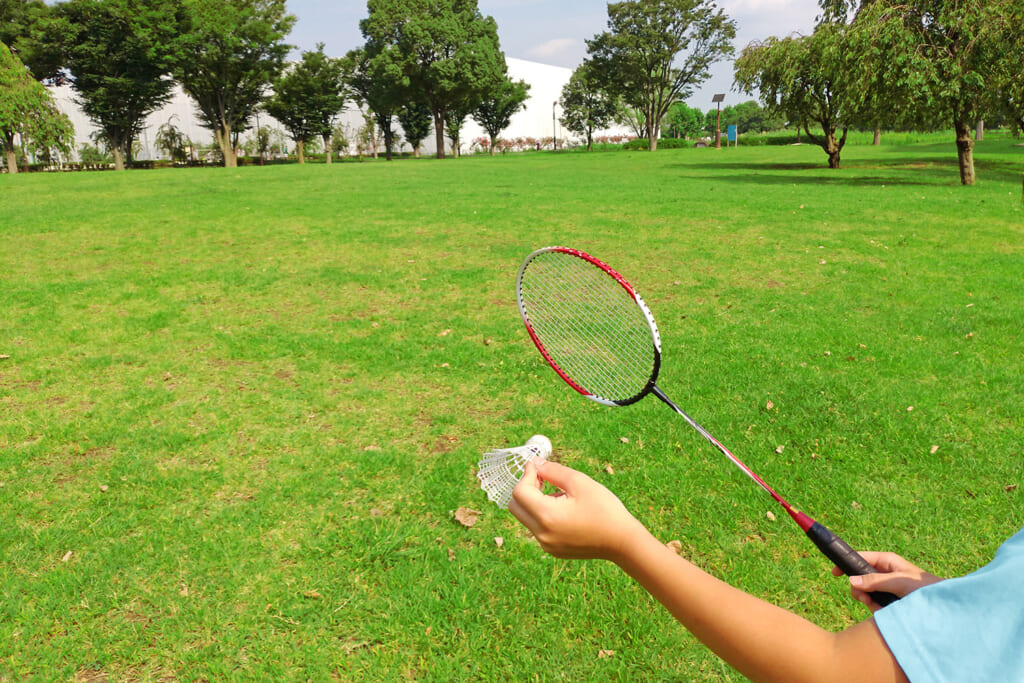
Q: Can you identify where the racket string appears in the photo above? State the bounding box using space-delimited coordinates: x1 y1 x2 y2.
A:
521 254 656 401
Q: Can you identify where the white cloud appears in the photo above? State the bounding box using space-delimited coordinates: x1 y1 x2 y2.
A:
525 38 581 63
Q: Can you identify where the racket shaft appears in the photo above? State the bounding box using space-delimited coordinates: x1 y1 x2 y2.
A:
804 522 899 607
651 385 785 504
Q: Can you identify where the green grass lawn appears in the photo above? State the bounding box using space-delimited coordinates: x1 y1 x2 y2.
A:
2 138 1023 681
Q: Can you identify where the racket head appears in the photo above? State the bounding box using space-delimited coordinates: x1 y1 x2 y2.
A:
516 246 662 406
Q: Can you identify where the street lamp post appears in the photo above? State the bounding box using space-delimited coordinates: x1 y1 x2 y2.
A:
712 93 725 149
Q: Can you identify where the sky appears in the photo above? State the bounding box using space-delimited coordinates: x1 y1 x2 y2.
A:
285 0 820 110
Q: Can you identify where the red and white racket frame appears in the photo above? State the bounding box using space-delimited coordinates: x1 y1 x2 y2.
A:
516 246 663 407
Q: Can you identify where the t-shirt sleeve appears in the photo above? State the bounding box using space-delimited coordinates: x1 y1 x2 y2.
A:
874 528 1024 683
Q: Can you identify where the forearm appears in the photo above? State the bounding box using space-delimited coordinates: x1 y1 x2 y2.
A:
614 529 907 683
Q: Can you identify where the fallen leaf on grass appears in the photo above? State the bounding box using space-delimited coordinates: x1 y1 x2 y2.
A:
619 437 629 444
438 329 452 337
766 400 774 410
604 464 615 475
0 354 10 360
666 540 682 554
1005 484 1018 492
775 445 784 454
61 551 73 563
454 507 481 528
494 537 504 548
303 590 322 599
930 445 940 454
766 511 776 521
598 650 616 659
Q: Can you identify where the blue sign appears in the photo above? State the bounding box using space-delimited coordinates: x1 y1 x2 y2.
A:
727 124 737 142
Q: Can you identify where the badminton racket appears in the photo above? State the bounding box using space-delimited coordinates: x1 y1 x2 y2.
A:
516 245 897 607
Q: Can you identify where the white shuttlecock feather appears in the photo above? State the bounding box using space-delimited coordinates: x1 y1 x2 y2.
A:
477 435 552 510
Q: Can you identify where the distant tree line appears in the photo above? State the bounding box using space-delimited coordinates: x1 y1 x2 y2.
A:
0 0 535 170
3 0 1021 183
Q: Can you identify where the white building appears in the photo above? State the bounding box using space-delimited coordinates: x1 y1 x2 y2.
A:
50 57 630 161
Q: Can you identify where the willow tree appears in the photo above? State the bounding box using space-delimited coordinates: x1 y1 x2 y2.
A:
0 40 73 172
735 22 863 169
586 0 736 151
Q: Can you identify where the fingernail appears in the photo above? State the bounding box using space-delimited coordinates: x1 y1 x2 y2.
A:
849 575 863 587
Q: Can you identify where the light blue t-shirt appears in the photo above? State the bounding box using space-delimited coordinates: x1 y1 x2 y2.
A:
874 526 1024 682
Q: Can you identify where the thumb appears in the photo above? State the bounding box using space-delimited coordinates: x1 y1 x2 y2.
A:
850 572 917 598
531 460 580 492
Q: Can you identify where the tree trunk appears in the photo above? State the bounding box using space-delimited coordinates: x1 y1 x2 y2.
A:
215 125 237 168
112 146 125 171
4 145 18 174
323 134 332 164
296 139 305 164
873 128 881 145
954 120 975 186
823 129 841 169
433 110 445 159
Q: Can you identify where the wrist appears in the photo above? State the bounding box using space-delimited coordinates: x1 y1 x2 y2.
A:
608 520 663 567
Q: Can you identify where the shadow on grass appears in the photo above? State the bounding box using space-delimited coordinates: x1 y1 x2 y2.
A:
673 153 1022 187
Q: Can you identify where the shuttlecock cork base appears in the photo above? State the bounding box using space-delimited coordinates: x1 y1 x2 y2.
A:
477 435 552 510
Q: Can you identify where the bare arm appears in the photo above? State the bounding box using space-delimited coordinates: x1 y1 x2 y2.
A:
509 460 909 683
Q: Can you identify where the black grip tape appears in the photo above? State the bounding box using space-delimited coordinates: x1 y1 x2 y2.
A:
806 522 899 607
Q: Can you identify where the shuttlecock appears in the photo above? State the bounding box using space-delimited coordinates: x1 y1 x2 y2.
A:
477 435 552 510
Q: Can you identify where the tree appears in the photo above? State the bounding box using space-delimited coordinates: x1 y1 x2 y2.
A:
559 64 618 150
0 41 73 172
397 100 432 158
155 117 189 162
360 0 508 159
0 0 63 81
48 0 181 171
586 0 736 151
735 22 862 168
174 0 295 168
663 100 704 138
265 44 346 164
264 44 348 163
853 0 1010 185
472 77 529 155
343 46 402 161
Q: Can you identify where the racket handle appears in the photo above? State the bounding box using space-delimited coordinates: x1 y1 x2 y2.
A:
805 522 899 607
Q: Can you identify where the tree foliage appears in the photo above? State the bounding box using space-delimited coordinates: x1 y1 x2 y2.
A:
559 64 618 150
735 22 862 168
0 0 63 81
265 43 347 163
50 0 182 170
360 0 507 159
174 0 294 168
586 0 736 151
397 100 432 157
852 0 1012 184
0 40 73 172
343 46 402 161
472 77 529 155
663 100 704 138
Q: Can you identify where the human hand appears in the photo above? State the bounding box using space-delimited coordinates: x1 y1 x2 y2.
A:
508 460 648 563
831 551 944 611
